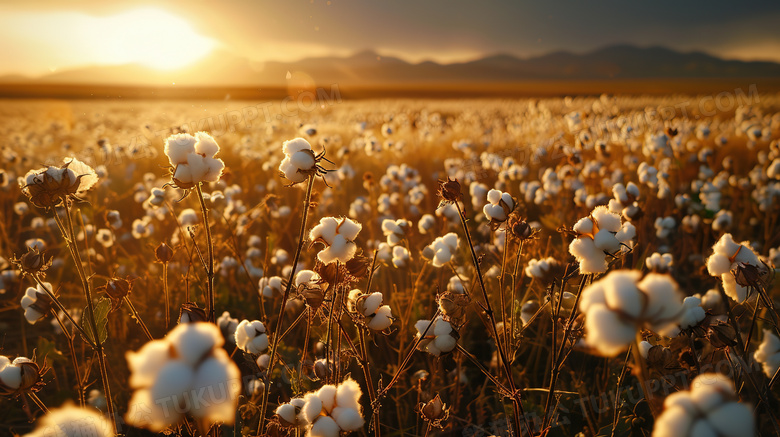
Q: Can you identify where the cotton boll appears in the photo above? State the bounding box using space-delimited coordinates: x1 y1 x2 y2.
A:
706 402 754 436
165 134 197 165
168 323 221 366
335 378 362 411
0 364 22 389
302 392 324 423
754 330 780 377
150 360 194 406
433 317 453 337
593 229 621 253
602 271 643 318
689 420 718 437
190 352 241 422
585 304 636 356
126 340 171 388
26 404 114 437
276 403 300 426
652 405 694 437
194 132 220 157
317 384 338 413
331 406 364 431
678 296 706 331
433 334 457 354
368 305 393 330
309 416 341 437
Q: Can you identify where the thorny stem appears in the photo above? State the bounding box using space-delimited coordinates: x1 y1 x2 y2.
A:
195 183 216 323
51 308 85 407
124 296 153 341
258 175 315 435
57 200 117 435
454 201 530 437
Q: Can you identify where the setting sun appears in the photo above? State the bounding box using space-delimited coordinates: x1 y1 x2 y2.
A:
0 7 216 74
89 8 217 71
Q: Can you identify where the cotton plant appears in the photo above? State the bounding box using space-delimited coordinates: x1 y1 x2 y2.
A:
645 252 673 273
568 206 636 274
706 233 763 302
0 355 41 396
652 373 754 437
309 217 362 264
391 245 411 268
279 137 330 185
19 157 98 209
124 322 241 431
260 276 284 298
579 270 684 356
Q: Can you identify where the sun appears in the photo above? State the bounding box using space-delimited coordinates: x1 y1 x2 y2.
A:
89 8 217 71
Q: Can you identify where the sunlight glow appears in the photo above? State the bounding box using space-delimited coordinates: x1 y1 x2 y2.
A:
0 8 217 73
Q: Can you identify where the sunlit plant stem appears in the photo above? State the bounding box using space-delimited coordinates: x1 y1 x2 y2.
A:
258 175 315 434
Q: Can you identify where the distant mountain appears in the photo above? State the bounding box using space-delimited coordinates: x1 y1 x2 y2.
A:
3 45 780 87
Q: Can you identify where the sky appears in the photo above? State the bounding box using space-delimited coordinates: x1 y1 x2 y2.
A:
1 0 780 77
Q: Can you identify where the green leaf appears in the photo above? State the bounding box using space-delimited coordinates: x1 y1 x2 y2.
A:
81 298 111 345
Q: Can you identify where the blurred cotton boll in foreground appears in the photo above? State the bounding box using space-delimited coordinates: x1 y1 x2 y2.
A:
579 270 684 356
652 373 753 437
24 403 113 437
124 322 240 431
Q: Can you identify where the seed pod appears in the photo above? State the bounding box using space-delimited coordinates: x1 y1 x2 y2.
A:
437 178 462 204
155 242 174 263
14 246 52 276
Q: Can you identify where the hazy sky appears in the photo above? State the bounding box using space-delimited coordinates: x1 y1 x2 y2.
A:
2 0 780 76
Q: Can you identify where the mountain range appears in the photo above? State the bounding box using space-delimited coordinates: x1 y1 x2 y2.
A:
3 45 780 88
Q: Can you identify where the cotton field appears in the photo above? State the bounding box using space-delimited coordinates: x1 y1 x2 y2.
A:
0 93 779 437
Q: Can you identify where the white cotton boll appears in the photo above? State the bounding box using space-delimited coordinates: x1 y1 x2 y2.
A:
168 323 222 367
706 253 731 276
486 189 501 204
569 237 607 274
126 388 179 431
602 272 643 318
276 403 299 426
235 320 268 354
203 157 225 182
592 206 621 232
283 137 312 156
433 334 457 353
150 360 194 405
291 151 315 170
593 229 621 253
190 352 241 422
368 306 393 330
173 164 194 184
187 153 210 181
126 340 170 388
331 406 365 431
573 216 594 235
392 245 410 268
165 134 197 165
317 384 338 413
418 214 436 234
433 247 452 267
302 392 324 423
362 293 383 315
433 318 452 337
678 296 706 331
706 402 754 436
309 416 341 437
652 405 694 437
585 304 636 356
689 420 718 437
26 404 114 437
335 378 362 413
754 330 780 377
415 319 432 336
194 132 220 157
0 365 22 389
639 274 684 331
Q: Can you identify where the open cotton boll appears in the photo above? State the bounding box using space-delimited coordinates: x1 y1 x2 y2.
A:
754 329 780 377
168 322 221 366
331 406 365 431
164 134 197 165
0 364 22 389
235 320 269 354
317 384 338 413
127 340 170 388
678 296 706 331
652 373 754 437
283 137 313 156
335 378 362 411
302 392 324 423
309 416 341 437
368 305 394 330
150 360 194 402
361 293 383 315
584 304 637 356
